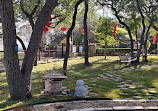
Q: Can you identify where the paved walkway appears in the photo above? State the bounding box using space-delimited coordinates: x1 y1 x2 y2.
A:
31 99 158 111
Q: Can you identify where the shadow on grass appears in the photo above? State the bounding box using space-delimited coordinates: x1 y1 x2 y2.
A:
65 57 158 99
1 56 158 109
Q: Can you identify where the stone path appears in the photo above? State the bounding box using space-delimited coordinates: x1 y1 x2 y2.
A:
96 69 158 99
62 64 158 99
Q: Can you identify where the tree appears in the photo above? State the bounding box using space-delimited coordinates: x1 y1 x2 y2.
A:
143 0 158 62
93 17 117 58
0 0 58 100
83 0 89 65
63 0 84 75
97 0 135 60
135 0 146 63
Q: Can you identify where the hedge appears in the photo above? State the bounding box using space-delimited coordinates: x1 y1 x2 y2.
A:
96 48 136 55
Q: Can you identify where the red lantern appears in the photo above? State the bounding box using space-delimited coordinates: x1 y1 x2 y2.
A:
44 27 49 33
113 28 116 32
49 16 51 21
113 31 116 34
45 21 50 27
153 34 157 44
112 34 116 36
114 23 117 26
61 27 67 32
81 29 85 34
114 26 117 29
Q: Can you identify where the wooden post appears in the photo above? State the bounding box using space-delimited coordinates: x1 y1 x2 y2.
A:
62 43 64 58
39 50 41 61
48 49 50 58
56 46 58 58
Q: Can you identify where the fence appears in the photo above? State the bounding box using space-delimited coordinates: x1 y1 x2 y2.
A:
0 50 61 63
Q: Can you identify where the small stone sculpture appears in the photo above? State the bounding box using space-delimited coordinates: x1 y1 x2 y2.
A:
75 80 88 98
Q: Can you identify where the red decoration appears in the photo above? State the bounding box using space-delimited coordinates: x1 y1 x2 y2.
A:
112 23 117 36
153 34 157 44
44 27 49 33
45 21 50 27
112 34 116 36
81 29 85 34
61 27 67 32
113 31 116 34
113 28 116 32
49 16 51 21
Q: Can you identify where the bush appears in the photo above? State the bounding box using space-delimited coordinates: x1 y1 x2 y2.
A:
96 48 134 55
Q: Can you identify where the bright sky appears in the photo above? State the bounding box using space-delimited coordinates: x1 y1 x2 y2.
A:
96 6 115 18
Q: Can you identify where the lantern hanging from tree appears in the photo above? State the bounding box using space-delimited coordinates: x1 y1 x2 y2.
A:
61 27 67 32
153 34 157 44
44 16 51 34
45 21 50 27
112 23 117 36
112 34 116 37
44 27 49 33
49 16 51 21
81 29 85 35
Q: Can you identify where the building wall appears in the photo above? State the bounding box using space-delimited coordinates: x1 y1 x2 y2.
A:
0 35 3 51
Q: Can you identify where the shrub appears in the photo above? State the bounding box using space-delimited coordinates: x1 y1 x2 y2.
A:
96 48 135 55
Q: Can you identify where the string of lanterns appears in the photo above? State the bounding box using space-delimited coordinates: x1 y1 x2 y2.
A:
44 16 51 34
153 34 157 44
112 23 117 37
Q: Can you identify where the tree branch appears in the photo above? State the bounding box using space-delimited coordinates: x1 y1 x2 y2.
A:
63 0 84 75
20 0 35 28
16 36 26 51
20 1 30 17
20 0 41 28
110 2 134 59
30 0 41 16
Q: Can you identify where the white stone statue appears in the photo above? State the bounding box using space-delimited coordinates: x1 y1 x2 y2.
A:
75 80 88 98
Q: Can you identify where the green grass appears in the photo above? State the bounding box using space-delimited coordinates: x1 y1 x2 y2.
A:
1 56 158 110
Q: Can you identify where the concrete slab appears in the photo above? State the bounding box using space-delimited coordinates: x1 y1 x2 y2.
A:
113 106 144 110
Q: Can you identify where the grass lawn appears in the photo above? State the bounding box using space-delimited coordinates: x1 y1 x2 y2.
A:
1 56 158 110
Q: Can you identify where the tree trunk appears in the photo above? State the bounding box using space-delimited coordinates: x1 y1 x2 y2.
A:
21 0 58 99
136 0 146 63
0 0 58 100
0 0 29 100
144 22 152 62
63 0 84 75
20 0 40 66
135 30 139 55
83 0 89 66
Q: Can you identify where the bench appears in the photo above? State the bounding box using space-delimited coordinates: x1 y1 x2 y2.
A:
119 53 137 65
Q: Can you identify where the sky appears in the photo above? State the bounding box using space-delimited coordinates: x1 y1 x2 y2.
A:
96 6 115 18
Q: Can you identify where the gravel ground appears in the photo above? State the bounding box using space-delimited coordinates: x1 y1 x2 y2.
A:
30 100 158 111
